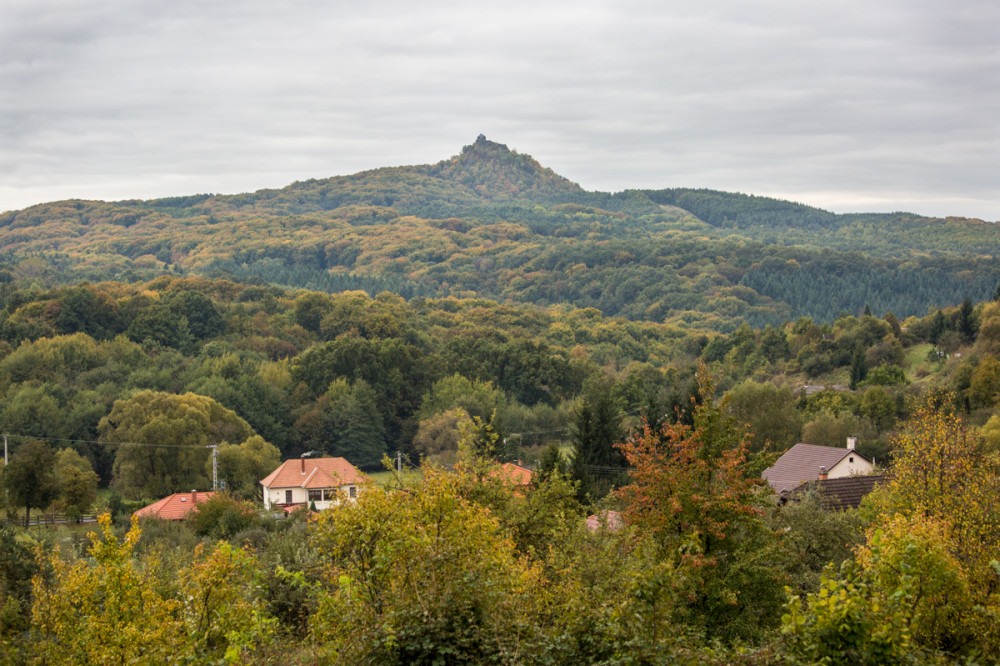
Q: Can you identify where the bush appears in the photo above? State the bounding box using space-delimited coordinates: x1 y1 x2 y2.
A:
186 494 260 540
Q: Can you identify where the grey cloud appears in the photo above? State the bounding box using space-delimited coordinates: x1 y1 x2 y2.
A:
1 0 997 220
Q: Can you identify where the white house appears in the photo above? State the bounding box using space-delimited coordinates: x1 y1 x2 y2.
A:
762 437 875 493
260 456 364 512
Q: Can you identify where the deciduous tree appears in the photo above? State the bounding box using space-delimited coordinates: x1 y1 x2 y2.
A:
2 440 58 526
616 367 784 641
99 391 255 499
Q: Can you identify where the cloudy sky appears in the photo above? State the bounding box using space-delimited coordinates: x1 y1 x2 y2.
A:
2 0 998 220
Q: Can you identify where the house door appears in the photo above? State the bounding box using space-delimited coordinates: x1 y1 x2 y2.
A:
285 490 293 504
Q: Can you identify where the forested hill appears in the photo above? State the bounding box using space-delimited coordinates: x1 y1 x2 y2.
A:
2 136 999 329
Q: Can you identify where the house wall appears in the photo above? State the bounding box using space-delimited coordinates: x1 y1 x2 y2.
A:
263 485 360 511
827 454 874 479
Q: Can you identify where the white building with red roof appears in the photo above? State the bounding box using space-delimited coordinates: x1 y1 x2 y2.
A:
260 456 364 512
133 490 215 521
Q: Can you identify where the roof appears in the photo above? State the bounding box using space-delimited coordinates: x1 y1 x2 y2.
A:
786 474 885 510
492 462 534 486
762 443 871 492
586 510 623 533
133 491 214 521
260 457 363 489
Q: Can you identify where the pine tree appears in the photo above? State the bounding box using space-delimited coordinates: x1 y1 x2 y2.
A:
570 384 625 502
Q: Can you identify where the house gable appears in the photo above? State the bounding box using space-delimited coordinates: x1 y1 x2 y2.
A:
260 457 364 510
762 442 874 493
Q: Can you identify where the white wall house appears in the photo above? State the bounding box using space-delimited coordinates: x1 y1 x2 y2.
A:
260 456 364 512
762 437 875 493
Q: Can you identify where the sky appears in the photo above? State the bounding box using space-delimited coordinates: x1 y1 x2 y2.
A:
2 0 998 220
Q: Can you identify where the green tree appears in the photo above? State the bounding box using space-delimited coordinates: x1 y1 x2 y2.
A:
537 441 568 479
2 440 58 526
859 386 896 432
54 448 99 522
968 356 1000 408
801 409 864 450
849 345 868 390
214 435 281 498
412 408 467 461
957 296 976 344
126 302 192 349
417 373 507 422
457 410 508 461
56 286 121 339
726 380 802 452
0 525 39 638
570 381 625 502
165 289 225 340
99 391 255 499
186 493 260 540
308 467 539 664
293 379 387 468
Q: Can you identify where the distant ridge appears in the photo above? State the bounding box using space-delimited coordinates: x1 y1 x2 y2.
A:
2 136 999 328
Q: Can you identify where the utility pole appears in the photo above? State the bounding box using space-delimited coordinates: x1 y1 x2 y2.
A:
397 450 402 474
206 445 218 491
3 434 7 466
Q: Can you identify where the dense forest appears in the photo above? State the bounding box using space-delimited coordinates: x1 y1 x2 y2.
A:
2 136 999 330
2 138 1000 663
0 273 999 661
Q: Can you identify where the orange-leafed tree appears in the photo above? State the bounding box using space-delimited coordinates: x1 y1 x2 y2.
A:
615 366 784 642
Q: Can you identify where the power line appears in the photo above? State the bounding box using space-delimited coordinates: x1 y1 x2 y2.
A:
507 406 644 440
0 432 220 450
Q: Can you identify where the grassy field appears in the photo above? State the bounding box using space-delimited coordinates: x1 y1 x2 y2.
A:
363 468 424 488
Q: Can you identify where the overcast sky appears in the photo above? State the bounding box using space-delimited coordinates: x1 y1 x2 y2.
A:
2 0 998 220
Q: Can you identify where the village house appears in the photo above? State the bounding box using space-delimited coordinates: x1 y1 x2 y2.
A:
782 474 885 510
492 461 534 486
762 437 875 493
260 456 364 512
133 490 215 521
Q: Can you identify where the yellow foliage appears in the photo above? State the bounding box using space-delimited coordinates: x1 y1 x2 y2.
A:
31 515 185 664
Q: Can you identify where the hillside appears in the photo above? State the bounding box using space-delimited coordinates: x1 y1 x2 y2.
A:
2 137 999 329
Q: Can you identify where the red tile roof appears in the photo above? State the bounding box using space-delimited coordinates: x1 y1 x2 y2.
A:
762 443 871 492
492 462 534 486
260 457 363 489
133 491 215 521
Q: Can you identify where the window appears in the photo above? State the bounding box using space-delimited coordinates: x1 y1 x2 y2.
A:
849 456 854 463
285 490 293 504
308 489 323 502
349 486 357 499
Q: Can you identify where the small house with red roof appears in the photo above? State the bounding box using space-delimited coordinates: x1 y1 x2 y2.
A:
260 456 364 512
133 490 215 521
492 462 534 486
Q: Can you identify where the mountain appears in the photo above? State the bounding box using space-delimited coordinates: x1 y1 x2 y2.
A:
1 137 999 330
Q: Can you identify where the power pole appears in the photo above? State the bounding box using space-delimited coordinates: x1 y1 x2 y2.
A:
397 450 401 474
206 445 218 491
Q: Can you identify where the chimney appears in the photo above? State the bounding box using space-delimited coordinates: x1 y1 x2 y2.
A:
301 457 306 473
818 466 828 481
847 436 857 450
191 490 197 502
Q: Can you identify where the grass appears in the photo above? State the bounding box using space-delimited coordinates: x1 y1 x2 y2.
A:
363 468 423 488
